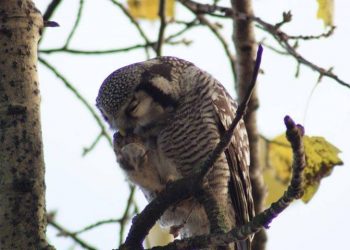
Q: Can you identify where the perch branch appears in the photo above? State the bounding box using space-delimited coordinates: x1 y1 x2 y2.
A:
148 115 306 250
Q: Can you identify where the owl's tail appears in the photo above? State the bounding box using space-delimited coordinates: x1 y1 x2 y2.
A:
237 239 251 250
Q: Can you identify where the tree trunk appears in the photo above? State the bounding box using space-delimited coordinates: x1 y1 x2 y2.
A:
0 1 52 249
230 1 267 250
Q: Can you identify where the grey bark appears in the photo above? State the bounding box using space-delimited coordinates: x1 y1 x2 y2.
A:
0 1 53 249
230 1 267 250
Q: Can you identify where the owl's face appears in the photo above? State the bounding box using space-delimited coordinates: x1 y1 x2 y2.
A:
96 57 192 136
99 89 167 135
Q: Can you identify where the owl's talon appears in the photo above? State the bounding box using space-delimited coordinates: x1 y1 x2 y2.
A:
170 224 184 238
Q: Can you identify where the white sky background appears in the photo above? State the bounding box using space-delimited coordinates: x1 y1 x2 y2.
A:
34 0 350 249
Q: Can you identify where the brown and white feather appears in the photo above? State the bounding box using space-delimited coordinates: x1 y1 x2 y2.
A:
97 56 254 250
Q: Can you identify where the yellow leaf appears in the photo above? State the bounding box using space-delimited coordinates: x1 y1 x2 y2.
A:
302 182 320 203
316 0 334 26
263 134 343 206
127 0 175 20
146 223 173 247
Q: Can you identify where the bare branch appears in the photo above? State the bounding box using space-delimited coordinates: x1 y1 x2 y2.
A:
39 43 152 55
83 132 104 156
119 185 137 246
230 1 266 249
43 0 62 21
180 1 237 81
166 19 199 41
48 214 97 250
156 0 167 56
64 0 85 48
148 116 306 250
288 26 335 40
110 0 152 58
38 57 112 146
201 45 263 180
259 39 289 55
72 218 124 235
178 0 350 88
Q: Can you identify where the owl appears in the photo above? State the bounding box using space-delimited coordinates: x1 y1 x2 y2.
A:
96 57 254 250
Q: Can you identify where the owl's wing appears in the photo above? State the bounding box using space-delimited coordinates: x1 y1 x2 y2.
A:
212 84 254 247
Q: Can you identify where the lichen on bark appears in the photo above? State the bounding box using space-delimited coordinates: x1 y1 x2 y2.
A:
0 1 53 249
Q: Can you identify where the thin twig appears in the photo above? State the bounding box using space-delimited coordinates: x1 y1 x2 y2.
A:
181 1 237 81
178 0 350 89
43 0 62 21
201 44 262 179
119 185 136 246
41 0 63 45
72 218 124 235
64 0 85 48
156 0 167 56
288 26 336 40
110 0 152 58
48 220 97 250
166 19 199 41
83 132 104 156
39 57 112 146
39 43 152 55
260 39 289 55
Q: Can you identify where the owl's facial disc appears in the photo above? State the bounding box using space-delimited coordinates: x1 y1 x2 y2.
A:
125 90 166 128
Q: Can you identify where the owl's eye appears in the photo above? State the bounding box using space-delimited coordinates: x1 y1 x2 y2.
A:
126 98 139 115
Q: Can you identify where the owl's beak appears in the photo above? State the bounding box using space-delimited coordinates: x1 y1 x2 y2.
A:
118 128 126 137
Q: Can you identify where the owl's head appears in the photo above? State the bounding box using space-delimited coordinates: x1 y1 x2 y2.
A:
96 56 192 135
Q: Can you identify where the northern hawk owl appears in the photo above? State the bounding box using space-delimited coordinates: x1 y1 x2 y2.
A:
96 57 254 250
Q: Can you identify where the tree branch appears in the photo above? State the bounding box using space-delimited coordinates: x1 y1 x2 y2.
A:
180 1 237 81
110 0 152 58
148 115 305 250
72 218 124 235
43 0 62 21
178 0 350 89
38 57 112 146
119 185 137 246
156 0 167 56
230 1 266 249
64 0 85 48
82 132 104 156
47 215 97 250
39 43 153 55
200 44 263 180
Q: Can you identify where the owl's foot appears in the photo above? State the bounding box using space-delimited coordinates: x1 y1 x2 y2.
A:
118 143 148 171
169 224 184 238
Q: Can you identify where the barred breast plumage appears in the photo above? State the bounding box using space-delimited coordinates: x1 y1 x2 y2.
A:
96 56 254 250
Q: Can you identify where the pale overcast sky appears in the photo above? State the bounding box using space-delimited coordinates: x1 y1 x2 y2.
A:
35 1 350 249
